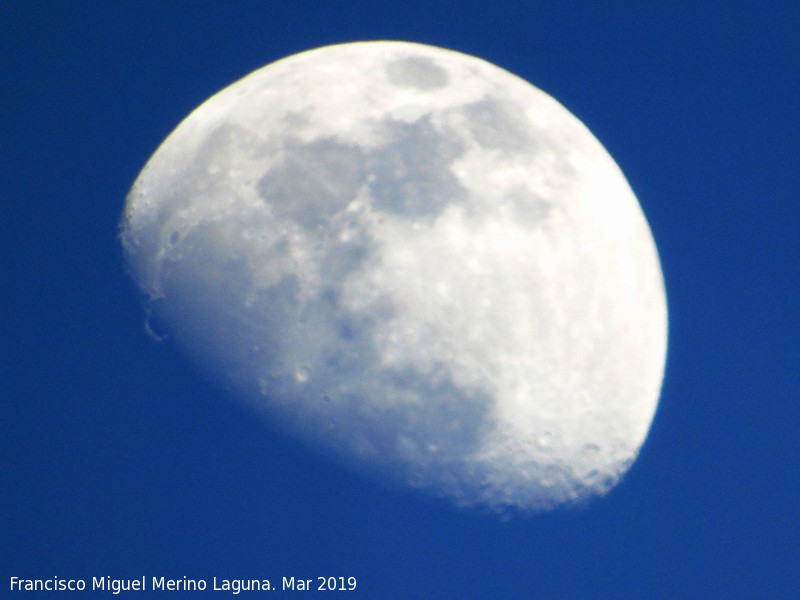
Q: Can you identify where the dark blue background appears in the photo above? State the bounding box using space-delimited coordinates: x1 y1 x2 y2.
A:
3 2 798 597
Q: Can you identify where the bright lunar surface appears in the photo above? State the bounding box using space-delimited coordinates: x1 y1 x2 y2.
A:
121 41 667 513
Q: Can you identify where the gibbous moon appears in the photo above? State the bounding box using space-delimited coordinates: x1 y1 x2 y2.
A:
121 41 667 513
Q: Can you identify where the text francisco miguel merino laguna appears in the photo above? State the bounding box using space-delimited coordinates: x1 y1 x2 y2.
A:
10 576 358 593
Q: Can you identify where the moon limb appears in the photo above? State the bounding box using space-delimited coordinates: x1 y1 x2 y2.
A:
121 41 667 513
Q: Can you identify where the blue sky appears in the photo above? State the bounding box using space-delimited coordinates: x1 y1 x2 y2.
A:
3 2 798 597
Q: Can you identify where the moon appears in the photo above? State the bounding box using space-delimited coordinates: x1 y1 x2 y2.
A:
121 41 667 513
